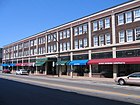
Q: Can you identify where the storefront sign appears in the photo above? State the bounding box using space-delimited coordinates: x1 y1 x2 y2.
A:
99 62 125 64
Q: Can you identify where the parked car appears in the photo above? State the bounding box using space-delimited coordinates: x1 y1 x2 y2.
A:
2 69 11 73
114 72 140 85
16 69 29 75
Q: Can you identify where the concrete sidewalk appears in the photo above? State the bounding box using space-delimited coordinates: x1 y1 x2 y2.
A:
31 74 114 84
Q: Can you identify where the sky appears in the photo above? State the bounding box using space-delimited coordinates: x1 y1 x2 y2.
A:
0 0 130 47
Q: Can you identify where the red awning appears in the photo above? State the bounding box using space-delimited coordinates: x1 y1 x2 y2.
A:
88 57 140 65
16 63 28 66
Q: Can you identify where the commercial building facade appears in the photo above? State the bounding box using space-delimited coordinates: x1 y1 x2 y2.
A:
2 0 140 78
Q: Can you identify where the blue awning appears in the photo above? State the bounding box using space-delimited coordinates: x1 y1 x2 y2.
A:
10 63 16 66
2 64 9 66
68 60 88 65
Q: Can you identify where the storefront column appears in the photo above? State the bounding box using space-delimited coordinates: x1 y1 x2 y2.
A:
113 65 118 79
70 52 73 77
88 50 92 77
45 63 47 75
35 57 38 74
111 12 116 44
70 25 73 77
112 47 117 78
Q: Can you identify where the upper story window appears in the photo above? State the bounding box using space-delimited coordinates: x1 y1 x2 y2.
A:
18 44 23 49
93 36 98 47
63 43 67 51
30 40 34 47
24 42 29 48
83 38 88 48
134 8 140 21
67 30 70 38
74 27 78 36
93 21 98 31
83 24 88 33
119 31 125 43
67 42 70 50
60 43 63 51
48 33 57 42
38 37 45 44
99 19 104 30
79 39 83 48
99 35 104 46
126 29 133 42
79 25 83 35
125 11 132 23
105 18 110 28
135 27 140 40
118 14 124 25
74 40 78 49
59 32 63 40
105 33 111 45
63 30 67 39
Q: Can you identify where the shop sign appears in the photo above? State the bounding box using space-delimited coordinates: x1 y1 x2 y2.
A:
99 62 125 64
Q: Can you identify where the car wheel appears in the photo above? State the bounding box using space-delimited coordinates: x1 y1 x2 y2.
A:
118 79 125 85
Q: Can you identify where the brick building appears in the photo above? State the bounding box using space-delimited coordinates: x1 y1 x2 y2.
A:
2 0 140 78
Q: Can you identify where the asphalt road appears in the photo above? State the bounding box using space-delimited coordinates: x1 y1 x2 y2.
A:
0 73 140 105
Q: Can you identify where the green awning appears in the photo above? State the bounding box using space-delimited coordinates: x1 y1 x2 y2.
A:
56 61 69 65
35 58 48 66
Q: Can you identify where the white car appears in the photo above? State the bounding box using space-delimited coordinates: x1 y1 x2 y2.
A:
16 69 29 75
114 72 140 85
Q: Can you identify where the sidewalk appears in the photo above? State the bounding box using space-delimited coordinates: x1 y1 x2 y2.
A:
31 74 114 84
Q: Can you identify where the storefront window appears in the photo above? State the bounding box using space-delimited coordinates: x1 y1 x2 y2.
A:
91 52 112 59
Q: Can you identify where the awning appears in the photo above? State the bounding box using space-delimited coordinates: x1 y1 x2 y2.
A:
88 57 140 65
69 60 88 65
10 63 16 66
35 58 48 66
56 61 69 65
16 63 28 66
2 64 9 67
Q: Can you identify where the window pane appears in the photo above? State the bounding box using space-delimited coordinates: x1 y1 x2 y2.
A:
79 39 83 48
105 33 111 45
83 24 88 33
99 19 104 30
67 29 70 38
119 31 125 43
134 9 140 21
74 40 78 49
79 26 83 35
67 42 70 50
118 14 124 25
126 29 133 42
83 38 88 47
135 27 140 40
105 18 110 28
63 31 66 39
93 21 98 31
59 32 63 39
93 36 98 46
74 27 78 36
125 12 132 23
99 35 104 46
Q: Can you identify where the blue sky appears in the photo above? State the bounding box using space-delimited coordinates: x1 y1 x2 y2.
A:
0 0 129 47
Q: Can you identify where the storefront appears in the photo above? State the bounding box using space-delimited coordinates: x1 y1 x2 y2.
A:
88 57 140 78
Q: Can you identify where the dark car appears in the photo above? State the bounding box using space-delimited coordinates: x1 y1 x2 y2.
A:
2 69 11 73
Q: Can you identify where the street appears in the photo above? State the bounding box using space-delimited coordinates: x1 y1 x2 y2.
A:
0 73 140 105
